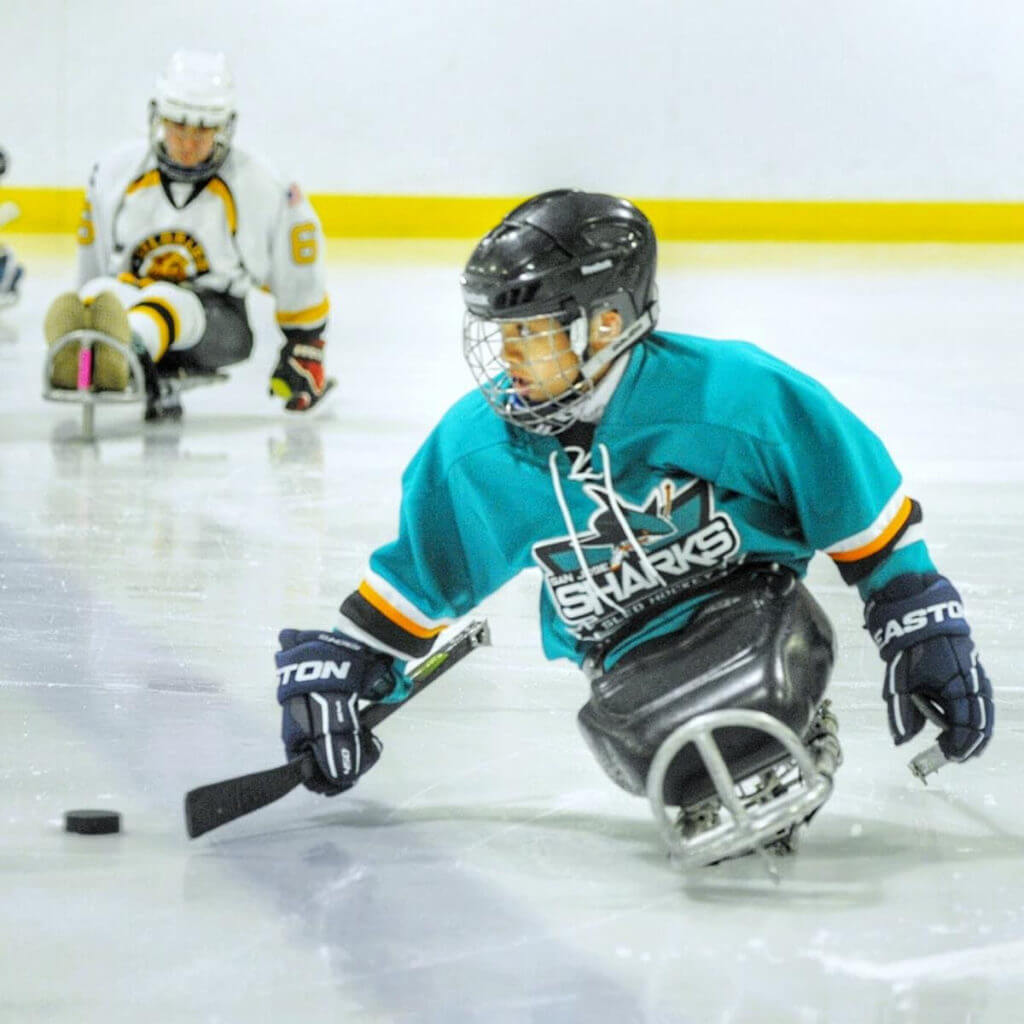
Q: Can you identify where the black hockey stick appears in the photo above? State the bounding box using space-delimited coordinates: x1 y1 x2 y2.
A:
184 619 491 838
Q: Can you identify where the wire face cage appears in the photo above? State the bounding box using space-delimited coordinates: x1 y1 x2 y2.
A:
462 311 595 436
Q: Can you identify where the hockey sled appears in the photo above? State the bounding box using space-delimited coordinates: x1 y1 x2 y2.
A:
646 703 841 869
43 329 228 440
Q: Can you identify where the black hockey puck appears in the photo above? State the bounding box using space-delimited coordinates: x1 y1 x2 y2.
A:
64 810 121 835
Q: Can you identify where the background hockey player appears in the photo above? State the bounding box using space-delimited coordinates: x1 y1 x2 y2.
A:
272 190 993 859
0 147 25 310
44 50 332 415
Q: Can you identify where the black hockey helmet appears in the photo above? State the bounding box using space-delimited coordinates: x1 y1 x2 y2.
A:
461 189 657 325
461 190 659 434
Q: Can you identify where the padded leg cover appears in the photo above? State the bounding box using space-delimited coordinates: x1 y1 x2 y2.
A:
577 569 834 806
159 291 253 373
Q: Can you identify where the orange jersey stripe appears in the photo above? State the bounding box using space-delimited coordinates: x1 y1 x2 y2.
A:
356 580 446 640
830 496 913 563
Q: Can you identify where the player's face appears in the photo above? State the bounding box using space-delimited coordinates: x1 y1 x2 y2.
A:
499 317 581 402
162 120 218 168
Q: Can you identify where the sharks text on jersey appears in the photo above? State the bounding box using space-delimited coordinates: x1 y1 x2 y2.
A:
533 471 742 641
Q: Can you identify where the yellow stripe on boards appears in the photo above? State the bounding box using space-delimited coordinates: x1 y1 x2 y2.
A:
3 188 84 233
309 195 516 239
9 187 1024 241
638 199 1024 243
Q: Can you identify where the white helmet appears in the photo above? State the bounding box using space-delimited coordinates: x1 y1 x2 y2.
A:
149 50 236 182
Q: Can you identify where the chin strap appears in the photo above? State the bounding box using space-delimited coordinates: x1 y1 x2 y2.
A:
577 304 657 385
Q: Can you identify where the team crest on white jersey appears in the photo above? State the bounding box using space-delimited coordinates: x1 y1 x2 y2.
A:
131 230 211 282
532 455 742 641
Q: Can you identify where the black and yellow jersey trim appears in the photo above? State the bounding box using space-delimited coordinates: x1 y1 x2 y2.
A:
129 298 179 359
276 295 330 328
125 170 162 196
205 177 237 233
123 170 237 232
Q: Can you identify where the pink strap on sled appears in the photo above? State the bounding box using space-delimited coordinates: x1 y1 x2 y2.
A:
76 345 93 390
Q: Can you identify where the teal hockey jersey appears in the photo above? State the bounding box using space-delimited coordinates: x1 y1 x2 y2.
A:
340 332 934 687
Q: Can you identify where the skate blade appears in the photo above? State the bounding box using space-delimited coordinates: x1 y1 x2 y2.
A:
647 708 835 870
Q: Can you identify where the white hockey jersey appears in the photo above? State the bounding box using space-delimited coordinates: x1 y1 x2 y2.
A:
77 140 328 333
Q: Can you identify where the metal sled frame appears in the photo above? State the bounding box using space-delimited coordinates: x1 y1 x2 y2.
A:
42 329 148 440
43 329 229 440
646 708 838 868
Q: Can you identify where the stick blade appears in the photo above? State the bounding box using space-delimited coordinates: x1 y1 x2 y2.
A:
183 618 491 837
185 756 308 838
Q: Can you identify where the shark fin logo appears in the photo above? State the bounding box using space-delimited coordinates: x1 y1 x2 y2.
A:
533 474 741 641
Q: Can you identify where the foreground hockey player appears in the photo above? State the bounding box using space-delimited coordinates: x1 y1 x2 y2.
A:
43 50 332 418
274 190 993 864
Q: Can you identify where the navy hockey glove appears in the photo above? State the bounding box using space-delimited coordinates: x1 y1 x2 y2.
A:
270 335 333 412
865 573 993 761
275 629 396 795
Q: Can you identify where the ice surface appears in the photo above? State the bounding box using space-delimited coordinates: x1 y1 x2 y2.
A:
1 236 1022 1023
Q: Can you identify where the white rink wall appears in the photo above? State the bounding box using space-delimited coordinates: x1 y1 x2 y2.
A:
3 0 1024 199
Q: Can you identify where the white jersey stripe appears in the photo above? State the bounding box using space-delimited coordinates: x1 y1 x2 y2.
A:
363 566 452 634
826 484 906 556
